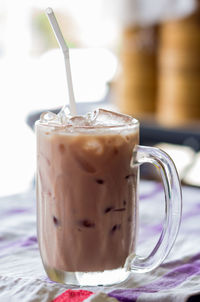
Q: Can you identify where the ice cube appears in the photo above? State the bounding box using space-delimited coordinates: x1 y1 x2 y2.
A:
85 110 99 126
40 111 58 123
82 139 103 155
69 116 88 126
90 109 133 126
58 107 71 124
72 151 97 173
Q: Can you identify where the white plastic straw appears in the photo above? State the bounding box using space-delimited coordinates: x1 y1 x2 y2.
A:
45 7 77 115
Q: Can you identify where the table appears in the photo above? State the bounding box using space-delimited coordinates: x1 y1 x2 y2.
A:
0 181 200 302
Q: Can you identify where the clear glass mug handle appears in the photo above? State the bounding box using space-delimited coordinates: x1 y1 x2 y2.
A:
131 145 182 273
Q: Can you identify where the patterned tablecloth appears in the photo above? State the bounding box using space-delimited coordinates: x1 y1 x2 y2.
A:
0 181 200 302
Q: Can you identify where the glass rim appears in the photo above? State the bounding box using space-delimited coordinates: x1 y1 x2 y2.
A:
35 117 139 132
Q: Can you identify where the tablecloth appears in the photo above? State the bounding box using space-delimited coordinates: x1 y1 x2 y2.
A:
0 181 200 302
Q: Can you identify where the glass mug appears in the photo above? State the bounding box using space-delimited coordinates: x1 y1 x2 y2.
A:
36 111 182 286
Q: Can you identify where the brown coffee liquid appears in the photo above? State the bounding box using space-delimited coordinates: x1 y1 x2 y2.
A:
37 123 139 272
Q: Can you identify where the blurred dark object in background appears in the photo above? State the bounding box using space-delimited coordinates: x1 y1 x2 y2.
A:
112 0 200 128
116 26 158 118
140 118 200 152
157 1 200 126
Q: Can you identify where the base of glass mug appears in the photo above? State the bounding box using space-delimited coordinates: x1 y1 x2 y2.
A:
45 264 130 286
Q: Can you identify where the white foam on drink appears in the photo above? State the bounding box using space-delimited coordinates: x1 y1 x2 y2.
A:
40 108 136 129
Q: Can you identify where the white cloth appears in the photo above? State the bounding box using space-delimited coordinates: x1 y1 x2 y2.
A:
0 181 200 301
85 292 118 302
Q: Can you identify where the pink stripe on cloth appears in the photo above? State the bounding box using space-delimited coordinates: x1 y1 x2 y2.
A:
52 289 94 302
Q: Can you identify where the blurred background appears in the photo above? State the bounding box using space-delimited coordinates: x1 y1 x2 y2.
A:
0 0 200 195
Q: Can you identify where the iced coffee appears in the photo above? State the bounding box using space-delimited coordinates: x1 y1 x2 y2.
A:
36 109 139 283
